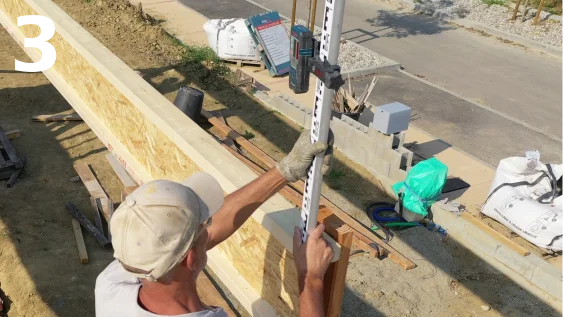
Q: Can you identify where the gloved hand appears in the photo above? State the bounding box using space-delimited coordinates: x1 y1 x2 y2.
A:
277 129 333 182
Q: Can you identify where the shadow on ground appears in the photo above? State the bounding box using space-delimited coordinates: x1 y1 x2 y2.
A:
342 10 455 44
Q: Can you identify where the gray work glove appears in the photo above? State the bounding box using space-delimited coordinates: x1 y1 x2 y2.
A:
277 129 333 182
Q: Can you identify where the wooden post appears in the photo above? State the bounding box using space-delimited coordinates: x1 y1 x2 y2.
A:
291 0 297 28
309 0 318 33
533 0 546 24
512 0 523 20
521 0 531 21
321 207 353 317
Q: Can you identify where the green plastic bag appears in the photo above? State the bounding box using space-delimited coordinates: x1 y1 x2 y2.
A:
392 157 448 217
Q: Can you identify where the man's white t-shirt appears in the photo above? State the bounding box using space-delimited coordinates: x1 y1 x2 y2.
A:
95 260 228 317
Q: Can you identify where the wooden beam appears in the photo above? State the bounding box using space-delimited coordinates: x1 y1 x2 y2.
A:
74 163 111 221
90 197 105 237
0 2 340 315
206 112 416 270
533 0 546 24
6 129 20 140
32 113 82 122
512 0 522 20
71 218 89 264
65 202 110 248
321 208 353 317
105 153 138 188
74 163 107 199
461 213 530 256
197 271 238 317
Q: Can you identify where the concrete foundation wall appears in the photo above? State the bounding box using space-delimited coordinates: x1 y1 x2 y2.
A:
264 91 413 195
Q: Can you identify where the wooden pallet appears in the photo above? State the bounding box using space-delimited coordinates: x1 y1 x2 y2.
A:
0 126 26 188
223 58 265 70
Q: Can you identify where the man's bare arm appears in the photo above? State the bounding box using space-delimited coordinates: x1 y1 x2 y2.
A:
206 168 287 250
299 276 325 317
205 129 329 250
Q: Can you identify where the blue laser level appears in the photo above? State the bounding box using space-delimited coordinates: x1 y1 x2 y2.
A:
289 25 345 95
289 25 314 94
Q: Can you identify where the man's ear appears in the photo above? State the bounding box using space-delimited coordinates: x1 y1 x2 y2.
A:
185 248 197 271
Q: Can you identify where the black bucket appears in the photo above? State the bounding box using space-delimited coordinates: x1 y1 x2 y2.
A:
173 86 204 122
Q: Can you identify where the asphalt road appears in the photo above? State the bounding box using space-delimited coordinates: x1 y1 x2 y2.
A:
179 0 562 164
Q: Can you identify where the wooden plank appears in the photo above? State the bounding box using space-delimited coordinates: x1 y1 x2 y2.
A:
105 153 138 188
461 213 530 256
32 113 82 122
202 110 277 167
0 2 339 315
71 218 89 264
103 197 114 242
65 202 110 248
351 235 380 258
6 129 21 140
90 197 105 236
322 208 353 317
73 163 107 199
197 271 238 317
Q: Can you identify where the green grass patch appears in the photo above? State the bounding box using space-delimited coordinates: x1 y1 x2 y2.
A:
482 0 508 6
243 130 255 140
326 169 346 189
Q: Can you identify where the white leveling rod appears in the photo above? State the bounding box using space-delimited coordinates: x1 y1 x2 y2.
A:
300 0 346 242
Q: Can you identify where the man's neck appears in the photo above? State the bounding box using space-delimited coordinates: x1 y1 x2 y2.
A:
138 278 205 315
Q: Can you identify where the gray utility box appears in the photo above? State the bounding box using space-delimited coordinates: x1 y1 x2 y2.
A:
372 102 411 135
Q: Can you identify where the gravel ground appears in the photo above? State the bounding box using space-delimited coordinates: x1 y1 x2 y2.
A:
416 0 562 48
282 20 388 71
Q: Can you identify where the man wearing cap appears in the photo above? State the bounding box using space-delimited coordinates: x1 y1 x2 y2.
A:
96 130 335 317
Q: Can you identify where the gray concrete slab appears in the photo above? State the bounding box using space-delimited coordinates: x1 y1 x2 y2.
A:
351 72 562 165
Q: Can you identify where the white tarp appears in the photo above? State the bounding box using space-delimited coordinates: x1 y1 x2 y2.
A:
482 154 562 251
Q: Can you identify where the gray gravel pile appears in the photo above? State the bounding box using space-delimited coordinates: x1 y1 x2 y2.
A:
282 20 388 71
417 0 562 48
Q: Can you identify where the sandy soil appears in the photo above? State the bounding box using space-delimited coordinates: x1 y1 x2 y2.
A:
0 0 559 316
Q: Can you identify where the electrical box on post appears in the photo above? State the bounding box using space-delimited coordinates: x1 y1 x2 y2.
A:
289 25 314 94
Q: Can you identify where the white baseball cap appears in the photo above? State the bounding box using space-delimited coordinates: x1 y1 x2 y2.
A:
110 172 224 281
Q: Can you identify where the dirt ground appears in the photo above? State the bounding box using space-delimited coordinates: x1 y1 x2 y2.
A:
0 0 560 316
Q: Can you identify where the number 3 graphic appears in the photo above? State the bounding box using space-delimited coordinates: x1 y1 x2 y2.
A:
15 15 57 72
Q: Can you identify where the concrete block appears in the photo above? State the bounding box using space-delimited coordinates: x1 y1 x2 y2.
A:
430 204 467 233
288 103 306 126
351 144 368 166
356 129 377 151
330 118 353 151
380 149 403 170
304 113 313 130
398 146 414 169
269 95 285 112
493 245 535 280
388 168 407 183
530 262 562 300
365 154 391 177
272 96 291 117
459 225 501 259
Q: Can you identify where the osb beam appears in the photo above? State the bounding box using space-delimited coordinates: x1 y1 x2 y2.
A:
0 1 340 316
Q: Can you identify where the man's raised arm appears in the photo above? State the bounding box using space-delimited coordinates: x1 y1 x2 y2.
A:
206 130 329 250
